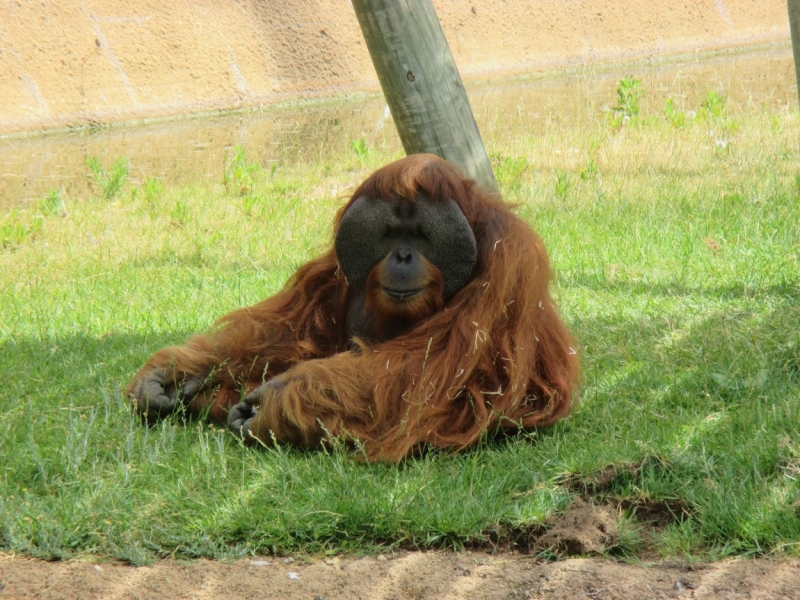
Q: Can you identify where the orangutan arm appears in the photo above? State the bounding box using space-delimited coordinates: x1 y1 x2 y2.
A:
127 334 225 422
127 316 293 424
227 350 381 449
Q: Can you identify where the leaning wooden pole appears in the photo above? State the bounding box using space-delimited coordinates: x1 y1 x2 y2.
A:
351 0 500 195
790 0 800 108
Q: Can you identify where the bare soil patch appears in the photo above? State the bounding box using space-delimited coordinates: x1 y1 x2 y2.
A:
3 553 799 599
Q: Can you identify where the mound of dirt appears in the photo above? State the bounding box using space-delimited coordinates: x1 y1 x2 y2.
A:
534 499 619 555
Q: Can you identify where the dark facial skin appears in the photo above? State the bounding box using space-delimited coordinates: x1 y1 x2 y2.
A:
335 194 476 342
380 242 428 299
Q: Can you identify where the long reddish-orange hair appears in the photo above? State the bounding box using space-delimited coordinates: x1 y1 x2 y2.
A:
129 155 579 461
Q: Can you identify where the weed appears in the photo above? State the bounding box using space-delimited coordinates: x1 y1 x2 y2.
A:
139 177 166 220
606 513 644 557
0 211 42 248
554 170 571 199
350 138 370 159
712 137 731 155
223 145 259 196
613 77 643 119
37 190 66 217
170 199 189 225
579 158 598 181
241 193 261 216
144 177 165 206
492 154 530 193
702 90 726 119
85 156 129 200
663 98 687 127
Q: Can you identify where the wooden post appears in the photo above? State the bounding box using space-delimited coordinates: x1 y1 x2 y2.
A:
790 0 800 108
351 0 499 196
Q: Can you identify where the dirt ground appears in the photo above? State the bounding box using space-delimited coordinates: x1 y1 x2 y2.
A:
2 501 800 599
0 0 789 134
3 552 800 600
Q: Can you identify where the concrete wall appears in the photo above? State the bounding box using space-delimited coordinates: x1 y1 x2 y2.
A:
0 0 790 135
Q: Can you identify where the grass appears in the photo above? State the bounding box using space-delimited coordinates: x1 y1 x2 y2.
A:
85 156 129 200
0 80 798 564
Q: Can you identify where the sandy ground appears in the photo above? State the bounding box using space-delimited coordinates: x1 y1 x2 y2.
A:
0 0 790 134
3 553 800 600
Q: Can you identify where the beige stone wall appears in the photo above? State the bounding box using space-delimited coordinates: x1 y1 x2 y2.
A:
0 0 789 135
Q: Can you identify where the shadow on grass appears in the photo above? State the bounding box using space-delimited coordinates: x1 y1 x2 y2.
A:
564 280 800 554
0 280 798 558
0 330 194 406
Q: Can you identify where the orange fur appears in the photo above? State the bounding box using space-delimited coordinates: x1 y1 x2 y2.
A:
127 154 579 461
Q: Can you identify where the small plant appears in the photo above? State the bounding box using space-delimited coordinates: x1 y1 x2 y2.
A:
223 145 258 196
0 210 43 248
85 156 129 200
140 177 165 220
701 90 726 119
580 158 598 181
770 113 782 135
241 193 261 216
606 513 645 557
144 177 165 205
587 135 605 154
350 138 370 160
713 137 731 154
38 190 65 217
554 170 571 199
170 199 189 226
613 77 643 119
494 154 529 179
142 177 164 219
663 98 687 128
492 154 530 193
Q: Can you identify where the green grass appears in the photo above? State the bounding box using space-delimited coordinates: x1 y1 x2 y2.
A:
85 156 129 201
1 85 798 564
